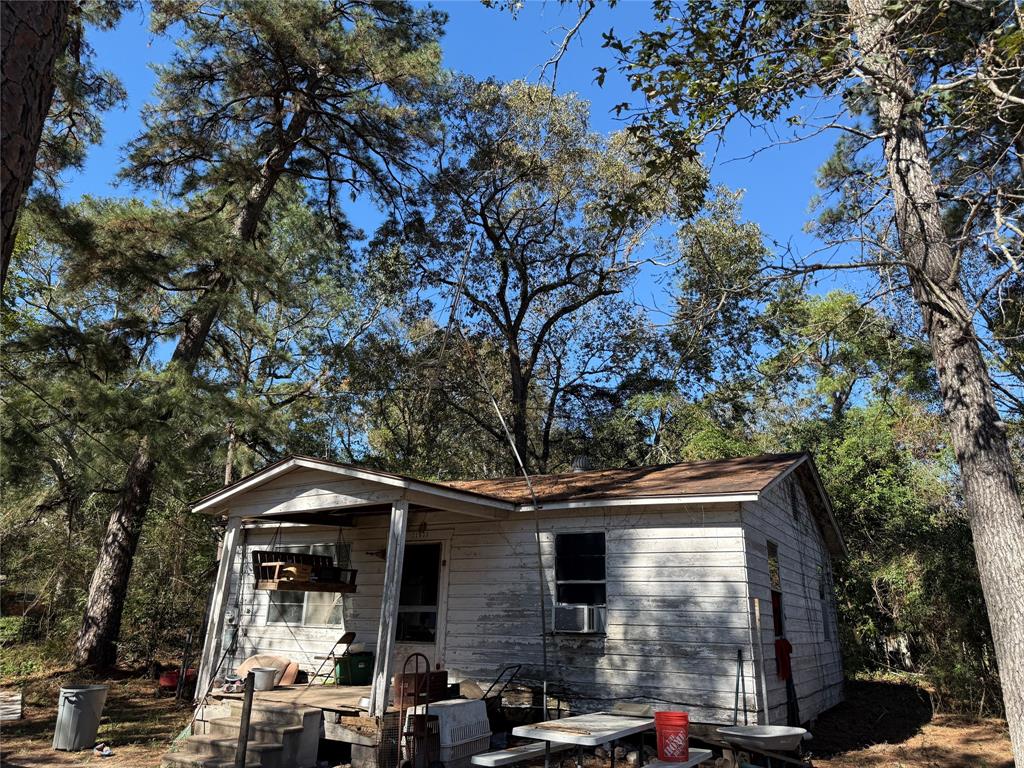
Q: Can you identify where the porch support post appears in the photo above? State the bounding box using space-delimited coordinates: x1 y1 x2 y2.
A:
195 515 243 702
368 500 409 718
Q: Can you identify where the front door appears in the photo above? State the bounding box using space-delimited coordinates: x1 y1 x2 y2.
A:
393 541 448 672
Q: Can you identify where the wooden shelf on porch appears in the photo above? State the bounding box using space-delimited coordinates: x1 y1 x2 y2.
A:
256 579 357 593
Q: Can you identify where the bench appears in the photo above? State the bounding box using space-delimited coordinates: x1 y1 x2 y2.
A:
644 752 714 768
471 741 574 767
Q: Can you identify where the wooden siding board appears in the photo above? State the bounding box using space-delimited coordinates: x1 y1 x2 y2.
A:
741 478 844 724
213 498 767 724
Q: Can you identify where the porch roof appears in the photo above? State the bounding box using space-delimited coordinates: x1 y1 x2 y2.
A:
190 455 516 519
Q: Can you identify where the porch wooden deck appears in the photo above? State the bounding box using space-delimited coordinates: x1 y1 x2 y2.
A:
211 684 388 746
213 683 373 713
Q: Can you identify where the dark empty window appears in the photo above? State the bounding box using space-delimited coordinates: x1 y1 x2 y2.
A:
397 543 441 643
767 540 785 636
819 567 834 642
555 532 606 606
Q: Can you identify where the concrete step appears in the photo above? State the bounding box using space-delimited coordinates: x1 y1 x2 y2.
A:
183 735 284 768
208 716 304 744
223 697 319 725
160 751 262 768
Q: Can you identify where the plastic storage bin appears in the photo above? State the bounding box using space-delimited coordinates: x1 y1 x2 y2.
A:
334 651 374 685
52 684 108 751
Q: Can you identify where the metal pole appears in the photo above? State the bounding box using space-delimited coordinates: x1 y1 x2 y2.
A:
753 598 770 725
175 629 194 703
235 671 255 768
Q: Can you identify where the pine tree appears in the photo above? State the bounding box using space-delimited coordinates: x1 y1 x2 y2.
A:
73 0 444 669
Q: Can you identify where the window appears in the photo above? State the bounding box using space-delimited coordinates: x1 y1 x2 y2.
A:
265 543 349 626
789 482 801 521
397 543 441 643
767 540 785 637
555 532 606 606
819 567 834 642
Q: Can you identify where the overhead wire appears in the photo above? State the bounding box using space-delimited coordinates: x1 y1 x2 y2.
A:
442 236 552 718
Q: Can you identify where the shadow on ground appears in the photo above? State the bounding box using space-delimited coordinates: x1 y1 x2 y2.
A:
811 679 933 755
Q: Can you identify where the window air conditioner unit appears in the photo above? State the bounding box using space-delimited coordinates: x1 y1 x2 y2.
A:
552 603 606 634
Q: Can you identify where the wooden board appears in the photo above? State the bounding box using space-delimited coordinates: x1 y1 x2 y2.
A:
512 713 654 746
213 683 373 712
0 690 23 721
256 579 357 593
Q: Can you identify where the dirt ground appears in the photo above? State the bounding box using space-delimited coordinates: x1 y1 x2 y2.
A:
0 674 1014 768
808 680 1012 768
0 667 190 768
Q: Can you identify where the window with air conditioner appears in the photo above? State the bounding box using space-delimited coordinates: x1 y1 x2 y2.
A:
553 532 606 634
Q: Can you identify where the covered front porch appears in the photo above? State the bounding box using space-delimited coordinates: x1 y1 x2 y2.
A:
192 455 519 730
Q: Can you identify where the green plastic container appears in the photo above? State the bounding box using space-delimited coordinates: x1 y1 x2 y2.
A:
334 652 374 685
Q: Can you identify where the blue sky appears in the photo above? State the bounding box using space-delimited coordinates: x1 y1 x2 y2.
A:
65 1 840 308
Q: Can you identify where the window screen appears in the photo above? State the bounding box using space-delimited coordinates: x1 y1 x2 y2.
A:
555 532 606 606
819 568 834 642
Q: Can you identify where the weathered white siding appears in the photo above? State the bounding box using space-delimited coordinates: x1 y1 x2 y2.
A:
213 498 762 724
741 476 844 724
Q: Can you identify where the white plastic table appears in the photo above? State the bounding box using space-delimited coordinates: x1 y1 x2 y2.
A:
512 712 655 768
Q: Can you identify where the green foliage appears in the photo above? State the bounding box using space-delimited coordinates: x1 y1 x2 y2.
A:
35 1 135 191
129 0 444 210
0 643 48 681
367 76 704 473
809 402 1001 715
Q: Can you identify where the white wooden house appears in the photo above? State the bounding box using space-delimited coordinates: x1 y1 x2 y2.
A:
192 452 845 733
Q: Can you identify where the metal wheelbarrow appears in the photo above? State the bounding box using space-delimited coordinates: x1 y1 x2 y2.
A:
715 725 813 767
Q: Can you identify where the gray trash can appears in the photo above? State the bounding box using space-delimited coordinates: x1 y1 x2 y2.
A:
52 684 108 751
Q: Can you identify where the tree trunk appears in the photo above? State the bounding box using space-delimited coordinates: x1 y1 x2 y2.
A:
73 440 156 668
508 355 533 474
224 422 237 486
1 0 68 296
72 105 312 668
849 0 1024 760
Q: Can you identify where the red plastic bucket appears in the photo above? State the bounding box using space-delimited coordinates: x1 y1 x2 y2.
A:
654 711 689 762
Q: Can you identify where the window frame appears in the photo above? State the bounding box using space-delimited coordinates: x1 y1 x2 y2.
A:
554 531 607 607
396 541 443 644
767 540 785 637
819 565 836 643
263 542 350 628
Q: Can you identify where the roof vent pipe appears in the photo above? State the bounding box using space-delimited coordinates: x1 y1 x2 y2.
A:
571 455 593 473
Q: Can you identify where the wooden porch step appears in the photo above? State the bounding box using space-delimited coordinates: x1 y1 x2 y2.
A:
471 741 574 767
223 697 319 724
183 734 283 759
208 716 304 743
160 752 262 768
